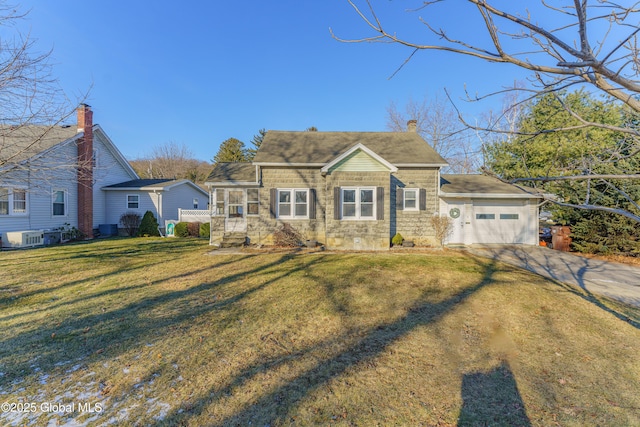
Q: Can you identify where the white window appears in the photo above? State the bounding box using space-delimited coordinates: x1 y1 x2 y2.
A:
193 198 199 209
403 189 419 211
277 189 309 219
53 190 67 216
0 188 8 215
247 189 259 215
342 187 376 220
0 188 28 215
214 189 225 215
13 189 26 213
127 194 139 209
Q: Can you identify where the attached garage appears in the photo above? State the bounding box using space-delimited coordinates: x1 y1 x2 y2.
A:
440 175 541 246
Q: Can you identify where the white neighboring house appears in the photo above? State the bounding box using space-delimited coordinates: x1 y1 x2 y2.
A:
439 174 541 245
0 105 207 248
102 179 208 228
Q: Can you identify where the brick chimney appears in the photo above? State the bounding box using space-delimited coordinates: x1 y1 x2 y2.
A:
77 104 94 238
407 119 417 132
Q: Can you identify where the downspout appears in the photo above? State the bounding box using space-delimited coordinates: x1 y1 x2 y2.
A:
322 169 328 248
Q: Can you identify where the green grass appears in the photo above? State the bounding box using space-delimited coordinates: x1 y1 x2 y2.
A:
1 238 639 426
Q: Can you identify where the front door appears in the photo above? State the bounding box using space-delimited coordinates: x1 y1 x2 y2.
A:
225 190 246 233
446 201 465 244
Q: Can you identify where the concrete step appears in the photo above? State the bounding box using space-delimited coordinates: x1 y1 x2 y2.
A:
221 234 247 248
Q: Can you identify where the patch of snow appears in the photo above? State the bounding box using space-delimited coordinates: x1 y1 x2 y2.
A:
66 364 83 374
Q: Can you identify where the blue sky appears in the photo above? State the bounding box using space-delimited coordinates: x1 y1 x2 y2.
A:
12 1 531 162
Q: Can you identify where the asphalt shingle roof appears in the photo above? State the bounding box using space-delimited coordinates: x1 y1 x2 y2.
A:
206 162 256 184
253 131 448 166
102 179 173 189
0 125 78 165
441 174 539 196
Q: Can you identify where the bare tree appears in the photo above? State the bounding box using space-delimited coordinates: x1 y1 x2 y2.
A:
129 142 212 184
386 94 481 173
0 2 79 185
335 0 640 222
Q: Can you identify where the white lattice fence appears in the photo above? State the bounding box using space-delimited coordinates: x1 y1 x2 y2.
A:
178 209 211 222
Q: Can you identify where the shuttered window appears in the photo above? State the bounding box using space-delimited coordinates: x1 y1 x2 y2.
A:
276 189 310 219
340 187 381 220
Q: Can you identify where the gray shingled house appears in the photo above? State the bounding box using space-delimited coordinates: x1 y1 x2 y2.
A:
205 126 541 250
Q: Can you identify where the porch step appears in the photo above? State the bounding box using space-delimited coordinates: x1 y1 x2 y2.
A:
221 233 247 248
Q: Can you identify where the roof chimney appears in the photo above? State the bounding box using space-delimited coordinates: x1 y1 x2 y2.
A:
407 119 417 133
77 104 94 238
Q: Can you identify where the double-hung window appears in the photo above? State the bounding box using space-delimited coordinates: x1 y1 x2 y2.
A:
277 189 309 219
403 189 418 211
0 189 9 215
214 189 225 215
247 189 259 215
342 187 376 220
53 190 66 216
12 189 26 213
0 188 28 215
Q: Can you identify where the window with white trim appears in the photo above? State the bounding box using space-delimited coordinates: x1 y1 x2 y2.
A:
193 198 199 209
0 188 28 215
403 188 419 211
13 189 26 213
127 194 139 209
277 189 309 219
342 187 376 219
52 190 67 216
247 189 259 215
214 189 225 215
0 188 9 215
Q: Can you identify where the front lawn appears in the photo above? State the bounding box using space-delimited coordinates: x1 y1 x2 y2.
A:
0 239 638 426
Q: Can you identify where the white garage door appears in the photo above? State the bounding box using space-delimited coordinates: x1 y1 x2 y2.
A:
471 200 530 244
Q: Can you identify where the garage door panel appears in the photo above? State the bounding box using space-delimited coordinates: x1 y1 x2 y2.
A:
472 201 528 244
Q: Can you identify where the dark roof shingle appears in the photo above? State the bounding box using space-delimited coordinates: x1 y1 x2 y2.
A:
441 174 539 196
0 125 78 165
206 162 256 184
103 179 173 189
253 131 448 165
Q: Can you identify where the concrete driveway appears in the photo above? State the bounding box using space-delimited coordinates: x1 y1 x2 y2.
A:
467 245 640 308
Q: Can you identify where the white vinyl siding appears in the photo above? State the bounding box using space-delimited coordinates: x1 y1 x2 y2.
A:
329 150 390 173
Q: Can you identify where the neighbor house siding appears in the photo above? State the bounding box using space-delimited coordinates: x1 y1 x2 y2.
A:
92 133 138 227
18 142 80 232
161 185 208 224
104 191 159 225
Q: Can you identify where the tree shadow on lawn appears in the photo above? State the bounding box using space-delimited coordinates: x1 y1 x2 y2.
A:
146 255 519 426
0 239 206 312
0 253 315 386
465 248 640 330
